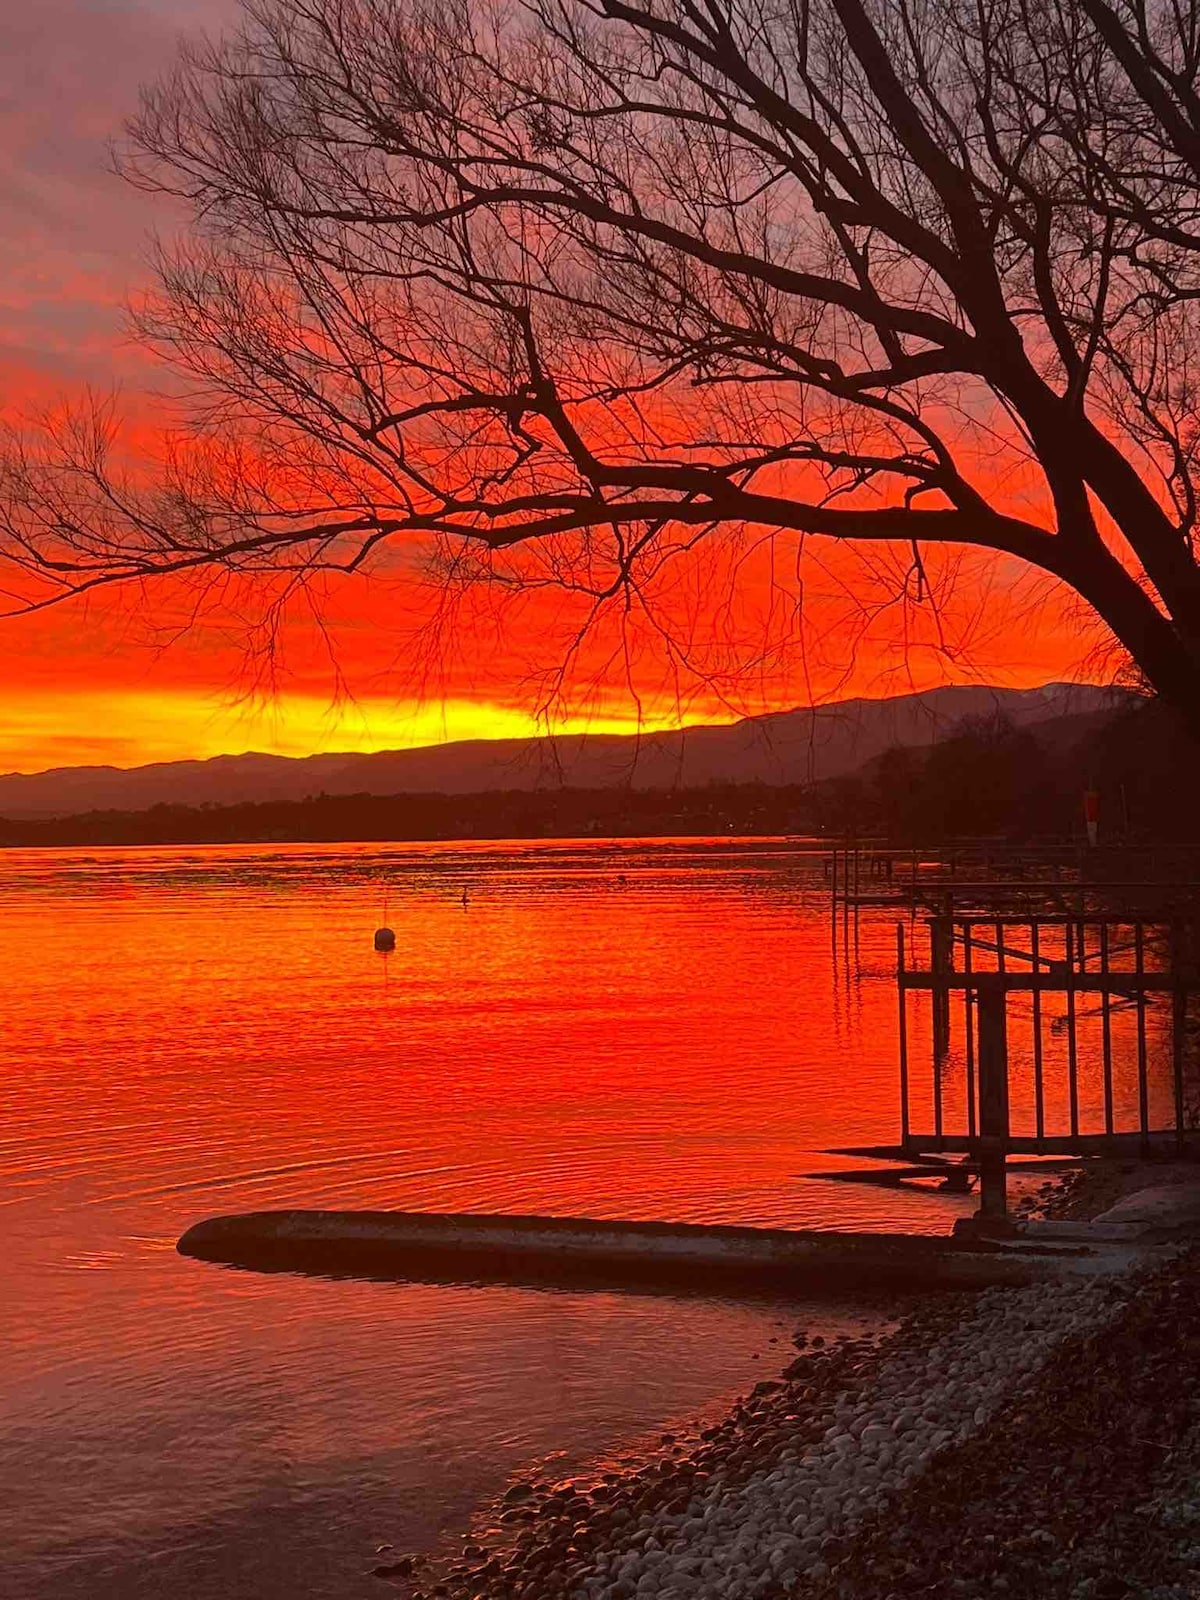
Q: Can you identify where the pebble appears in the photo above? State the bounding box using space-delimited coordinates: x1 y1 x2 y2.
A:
561 1278 1120 1599
409 1273 1132 1600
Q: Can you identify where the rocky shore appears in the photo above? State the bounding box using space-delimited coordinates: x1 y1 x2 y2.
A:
806 1245 1200 1600
376 1169 1200 1600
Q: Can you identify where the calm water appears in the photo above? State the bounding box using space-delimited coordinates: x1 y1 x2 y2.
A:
1 838 970 1599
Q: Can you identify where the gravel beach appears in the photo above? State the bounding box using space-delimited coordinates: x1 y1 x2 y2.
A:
379 1169 1200 1600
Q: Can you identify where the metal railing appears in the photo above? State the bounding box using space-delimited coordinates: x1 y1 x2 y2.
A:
897 912 1200 1215
830 840 1200 918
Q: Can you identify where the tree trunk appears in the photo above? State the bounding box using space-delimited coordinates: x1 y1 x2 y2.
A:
1069 546 1200 741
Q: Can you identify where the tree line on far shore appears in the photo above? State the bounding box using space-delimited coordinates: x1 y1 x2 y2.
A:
808 698 1196 842
2 697 1193 850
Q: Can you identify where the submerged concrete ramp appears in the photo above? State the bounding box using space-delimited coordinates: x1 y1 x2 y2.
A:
177 1209 1100 1295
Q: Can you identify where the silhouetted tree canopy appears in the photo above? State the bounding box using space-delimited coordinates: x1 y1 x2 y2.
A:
5 0 1200 724
905 713 1049 838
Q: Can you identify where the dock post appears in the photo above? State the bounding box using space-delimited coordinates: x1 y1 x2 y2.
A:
976 979 1010 1220
930 900 952 1058
897 924 910 1151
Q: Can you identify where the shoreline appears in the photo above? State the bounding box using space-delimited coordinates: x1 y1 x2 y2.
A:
377 1161 1200 1600
1033 1153 1200 1225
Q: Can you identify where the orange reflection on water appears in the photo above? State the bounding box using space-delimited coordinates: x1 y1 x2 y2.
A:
0 837 943 1235
2 838 918 1600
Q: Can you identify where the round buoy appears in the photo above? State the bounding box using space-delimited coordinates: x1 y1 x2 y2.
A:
374 926 396 952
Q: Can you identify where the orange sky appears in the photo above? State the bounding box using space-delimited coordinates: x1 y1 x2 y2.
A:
0 0 1107 776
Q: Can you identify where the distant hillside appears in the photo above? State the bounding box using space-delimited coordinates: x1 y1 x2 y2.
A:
0 682 1122 820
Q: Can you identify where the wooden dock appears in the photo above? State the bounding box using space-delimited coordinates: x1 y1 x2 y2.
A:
894 906 1200 1215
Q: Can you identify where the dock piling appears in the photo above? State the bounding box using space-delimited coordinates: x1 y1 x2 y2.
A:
976 980 1010 1219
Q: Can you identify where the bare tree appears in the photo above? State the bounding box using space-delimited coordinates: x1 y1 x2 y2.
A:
5 0 1200 727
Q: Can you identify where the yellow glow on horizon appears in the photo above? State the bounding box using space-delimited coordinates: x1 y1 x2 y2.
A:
0 689 720 776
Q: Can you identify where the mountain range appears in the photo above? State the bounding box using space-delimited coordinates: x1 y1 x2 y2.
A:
0 682 1123 820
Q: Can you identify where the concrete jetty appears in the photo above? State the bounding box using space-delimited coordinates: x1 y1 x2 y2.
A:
176 1209 1109 1295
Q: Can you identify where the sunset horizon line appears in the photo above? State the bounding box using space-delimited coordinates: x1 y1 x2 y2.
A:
2 676 1114 783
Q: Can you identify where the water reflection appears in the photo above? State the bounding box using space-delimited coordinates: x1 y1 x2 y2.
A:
1 838 956 1600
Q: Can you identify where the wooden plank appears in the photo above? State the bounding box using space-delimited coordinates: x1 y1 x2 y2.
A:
798 1167 974 1188
899 972 1188 992
952 934 1055 967
823 1146 1093 1171
901 1130 1200 1156
900 892 1200 912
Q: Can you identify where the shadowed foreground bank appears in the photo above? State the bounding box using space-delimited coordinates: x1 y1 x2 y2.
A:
805 1245 1200 1600
353 1208 1200 1600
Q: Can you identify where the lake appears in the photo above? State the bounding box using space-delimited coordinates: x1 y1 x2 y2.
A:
0 838 968 1599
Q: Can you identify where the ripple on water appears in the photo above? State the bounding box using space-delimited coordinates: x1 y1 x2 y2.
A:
0 839 964 1600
